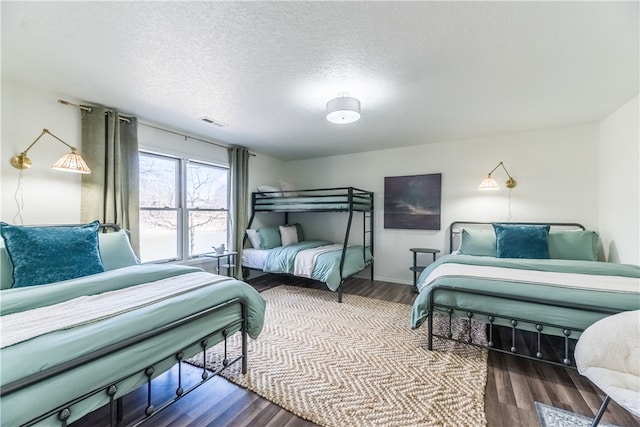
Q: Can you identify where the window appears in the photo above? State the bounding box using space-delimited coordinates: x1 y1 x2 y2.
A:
139 151 229 263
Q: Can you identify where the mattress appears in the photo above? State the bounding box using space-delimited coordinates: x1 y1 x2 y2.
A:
243 240 372 291
411 254 640 337
242 248 270 269
0 264 267 426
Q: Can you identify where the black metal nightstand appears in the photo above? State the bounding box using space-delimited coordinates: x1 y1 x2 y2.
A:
409 248 440 292
203 251 237 277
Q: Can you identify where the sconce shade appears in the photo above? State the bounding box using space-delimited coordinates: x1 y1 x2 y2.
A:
51 150 92 174
326 96 361 124
479 161 516 190
478 176 500 190
10 128 91 174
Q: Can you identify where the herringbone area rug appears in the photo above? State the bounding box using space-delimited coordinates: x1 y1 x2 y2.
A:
188 285 488 427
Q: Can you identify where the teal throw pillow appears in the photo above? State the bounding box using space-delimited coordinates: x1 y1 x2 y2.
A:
458 228 496 256
258 227 282 249
98 230 140 270
493 223 550 259
0 221 105 288
548 230 599 261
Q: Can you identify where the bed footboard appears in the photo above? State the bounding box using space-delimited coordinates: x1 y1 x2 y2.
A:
427 285 621 368
1 297 249 427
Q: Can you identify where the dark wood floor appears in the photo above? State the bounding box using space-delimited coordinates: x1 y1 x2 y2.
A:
72 274 640 427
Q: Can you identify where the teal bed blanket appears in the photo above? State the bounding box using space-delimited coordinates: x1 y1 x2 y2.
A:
0 264 266 426
412 254 640 336
263 240 372 291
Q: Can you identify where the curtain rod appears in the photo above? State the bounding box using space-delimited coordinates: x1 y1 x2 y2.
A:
58 99 132 123
58 99 253 154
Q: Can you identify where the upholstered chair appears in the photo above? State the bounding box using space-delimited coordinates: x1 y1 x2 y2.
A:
575 310 640 426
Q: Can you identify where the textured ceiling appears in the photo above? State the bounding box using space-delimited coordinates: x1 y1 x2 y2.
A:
2 1 638 161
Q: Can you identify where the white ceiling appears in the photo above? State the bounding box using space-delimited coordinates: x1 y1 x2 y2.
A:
2 1 638 161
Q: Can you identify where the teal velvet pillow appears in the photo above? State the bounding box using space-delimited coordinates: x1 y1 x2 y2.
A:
492 223 550 259
0 221 105 288
98 230 140 270
258 226 282 249
458 228 497 256
548 230 599 261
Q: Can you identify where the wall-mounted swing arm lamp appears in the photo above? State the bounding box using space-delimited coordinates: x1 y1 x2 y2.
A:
478 161 516 190
10 128 91 174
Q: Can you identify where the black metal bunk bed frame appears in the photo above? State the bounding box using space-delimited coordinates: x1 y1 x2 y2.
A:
426 221 625 368
246 186 374 302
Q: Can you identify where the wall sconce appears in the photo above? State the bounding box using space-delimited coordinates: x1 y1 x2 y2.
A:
479 161 516 190
10 128 91 174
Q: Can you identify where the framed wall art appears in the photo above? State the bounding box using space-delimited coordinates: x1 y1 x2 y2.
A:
384 173 441 230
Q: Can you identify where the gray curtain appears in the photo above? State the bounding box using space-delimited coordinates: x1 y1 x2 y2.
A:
228 146 250 279
80 107 140 254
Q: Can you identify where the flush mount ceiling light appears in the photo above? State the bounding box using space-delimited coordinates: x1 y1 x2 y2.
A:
326 94 361 124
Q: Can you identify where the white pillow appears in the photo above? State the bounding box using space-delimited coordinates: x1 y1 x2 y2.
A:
257 185 283 197
246 229 262 248
279 179 299 196
279 225 299 246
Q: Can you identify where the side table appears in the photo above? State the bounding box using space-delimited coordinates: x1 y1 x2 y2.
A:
203 251 237 277
409 248 440 292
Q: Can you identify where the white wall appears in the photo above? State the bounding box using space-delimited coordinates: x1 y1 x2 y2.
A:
247 154 288 229
286 124 601 284
598 96 640 265
1 80 84 224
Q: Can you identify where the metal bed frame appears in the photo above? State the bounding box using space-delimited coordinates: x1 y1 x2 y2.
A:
245 186 374 302
426 221 625 368
1 298 250 427
427 287 620 368
0 223 251 426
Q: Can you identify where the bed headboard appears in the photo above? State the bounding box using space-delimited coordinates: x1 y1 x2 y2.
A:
448 221 585 254
100 223 121 232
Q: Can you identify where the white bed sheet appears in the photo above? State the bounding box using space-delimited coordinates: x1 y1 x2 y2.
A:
242 248 270 269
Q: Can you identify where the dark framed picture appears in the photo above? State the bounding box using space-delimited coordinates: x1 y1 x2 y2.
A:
384 173 442 230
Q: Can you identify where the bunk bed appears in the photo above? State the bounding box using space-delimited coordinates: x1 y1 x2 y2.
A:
243 186 374 302
411 221 640 367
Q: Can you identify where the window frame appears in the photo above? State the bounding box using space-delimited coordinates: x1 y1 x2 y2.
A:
139 150 229 263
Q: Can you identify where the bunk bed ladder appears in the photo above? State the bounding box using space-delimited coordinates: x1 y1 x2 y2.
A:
337 188 355 303
244 193 258 247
